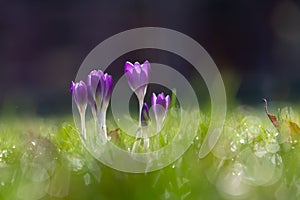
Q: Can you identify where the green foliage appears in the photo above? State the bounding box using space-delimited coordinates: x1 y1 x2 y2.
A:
0 106 300 199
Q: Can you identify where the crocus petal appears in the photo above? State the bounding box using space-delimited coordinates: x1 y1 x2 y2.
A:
106 74 113 100
102 73 113 104
96 78 104 106
124 61 134 73
134 62 142 74
141 60 151 78
70 81 75 92
156 93 166 108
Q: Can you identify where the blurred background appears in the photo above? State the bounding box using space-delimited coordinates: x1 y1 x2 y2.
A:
1 0 300 116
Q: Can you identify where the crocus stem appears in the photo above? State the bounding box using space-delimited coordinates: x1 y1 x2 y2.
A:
144 137 149 152
157 123 162 133
138 99 143 128
91 106 98 133
80 111 86 140
99 108 108 140
132 139 141 153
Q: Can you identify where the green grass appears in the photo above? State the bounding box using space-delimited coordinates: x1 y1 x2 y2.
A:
1 105 300 200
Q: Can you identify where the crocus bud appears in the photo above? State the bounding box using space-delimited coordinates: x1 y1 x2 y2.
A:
70 80 88 140
87 70 103 109
124 60 150 101
99 73 113 110
70 81 88 114
152 92 170 131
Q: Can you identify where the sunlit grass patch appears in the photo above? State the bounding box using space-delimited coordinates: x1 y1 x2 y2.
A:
0 105 300 199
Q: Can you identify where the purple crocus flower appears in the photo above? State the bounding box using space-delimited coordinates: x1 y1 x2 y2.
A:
70 81 88 140
124 60 151 127
152 93 170 131
98 73 113 111
87 70 103 110
70 81 88 113
124 61 150 99
96 73 113 141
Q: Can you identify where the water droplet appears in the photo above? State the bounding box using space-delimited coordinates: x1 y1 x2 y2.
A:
230 143 237 152
195 136 199 140
171 164 175 169
240 139 245 144
266 143 280 153
84 173 91 185
67 157 83 171
31 141 36 146
255 149 267 158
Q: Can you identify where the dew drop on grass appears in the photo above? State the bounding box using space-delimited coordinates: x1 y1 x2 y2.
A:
230 142 237 152
266 143 280 153
67 157 83 171
254 143 267 158
216 162 250 198
172 164 175 169
84 173 91 185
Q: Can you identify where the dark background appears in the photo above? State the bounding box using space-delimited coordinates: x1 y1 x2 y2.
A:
1 0 300 115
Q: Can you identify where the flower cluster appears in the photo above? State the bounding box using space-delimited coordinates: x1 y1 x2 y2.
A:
71 60 171 151
124 61 170 152
71 70 113 142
